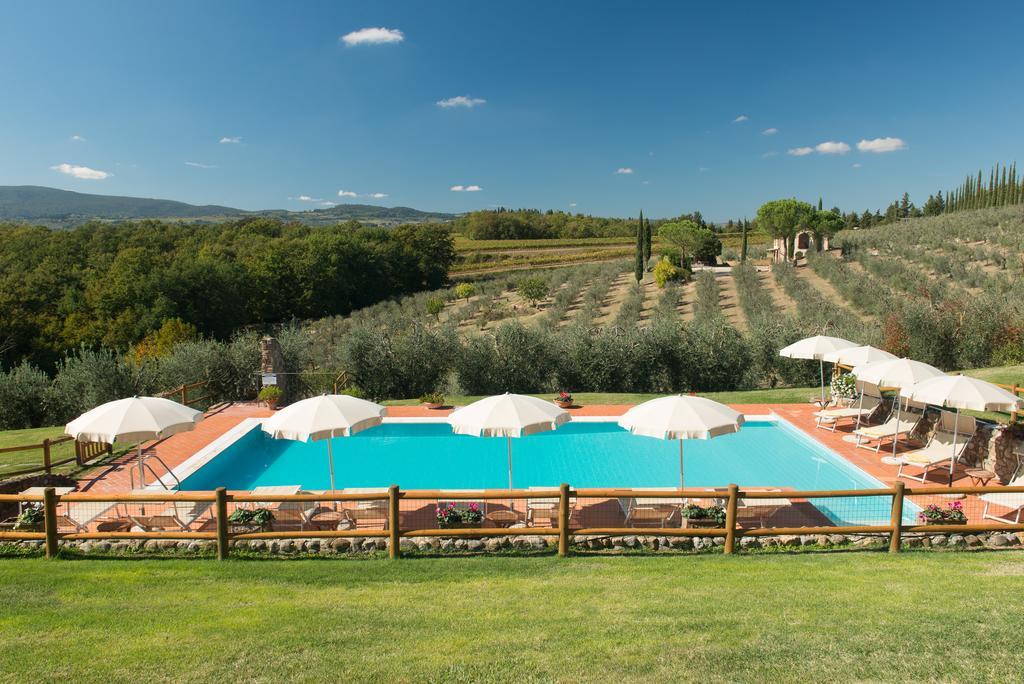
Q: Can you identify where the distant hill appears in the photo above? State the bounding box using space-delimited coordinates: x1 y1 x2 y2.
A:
0 186 455 228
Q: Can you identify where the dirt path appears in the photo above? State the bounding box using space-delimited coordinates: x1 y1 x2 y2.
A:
759 269 795 313
678 280 696 321
638 277 662 324
794 264 874 323
716 274 746 330
593 272 634 325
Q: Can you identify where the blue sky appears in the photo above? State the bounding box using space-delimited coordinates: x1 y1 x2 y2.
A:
1 1 1022 220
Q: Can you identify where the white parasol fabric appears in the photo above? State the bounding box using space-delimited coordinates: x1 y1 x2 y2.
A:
261 395 386 494
65 396 203 444
617 395 745 490
448 394 570 489
822 345 896 367
779 335 858 402
851 358 946 391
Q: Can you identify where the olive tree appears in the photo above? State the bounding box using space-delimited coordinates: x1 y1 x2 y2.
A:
756 199 814 260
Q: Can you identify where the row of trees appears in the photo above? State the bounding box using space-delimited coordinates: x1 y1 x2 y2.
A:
945 163 1024 213
0 218 456 370
755 199 843 260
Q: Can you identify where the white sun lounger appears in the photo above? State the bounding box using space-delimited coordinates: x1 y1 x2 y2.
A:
895 414 976 484
981 471 1024 523
854 409 923 453
815 394 882 432
618 487 684 527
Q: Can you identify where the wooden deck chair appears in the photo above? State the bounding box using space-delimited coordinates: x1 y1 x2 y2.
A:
618 488 683 527
895 413 976 484
815 393 882 432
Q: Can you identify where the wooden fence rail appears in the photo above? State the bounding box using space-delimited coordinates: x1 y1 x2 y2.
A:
4 484 1024 560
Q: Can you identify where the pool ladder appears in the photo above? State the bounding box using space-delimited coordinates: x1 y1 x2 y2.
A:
129 452 181 491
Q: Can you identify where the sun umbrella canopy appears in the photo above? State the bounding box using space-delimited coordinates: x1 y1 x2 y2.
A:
900 375 1022 412
65 396 203 444
852 358 945 391
779 335 858 361
261 394 386 442
448 393 570 438
618 395 745 440
822 345 897 367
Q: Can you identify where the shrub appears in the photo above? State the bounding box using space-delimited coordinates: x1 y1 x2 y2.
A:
426 296 445 320
454 282 476 300
0 362 55 429
653 258 681 288
257 385 283 403
50 347 152 422
517 276 549 307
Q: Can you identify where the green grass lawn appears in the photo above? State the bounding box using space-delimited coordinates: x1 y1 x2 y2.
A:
0 425 77 477
1 553 1023 681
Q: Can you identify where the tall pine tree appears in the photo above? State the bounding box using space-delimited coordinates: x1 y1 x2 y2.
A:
642 217 652 268
740 219 749 261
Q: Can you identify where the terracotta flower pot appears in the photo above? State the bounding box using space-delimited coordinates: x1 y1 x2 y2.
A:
555 400 573 409
680 518 721 529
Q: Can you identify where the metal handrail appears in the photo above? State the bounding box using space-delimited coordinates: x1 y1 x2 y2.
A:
129 453 181 491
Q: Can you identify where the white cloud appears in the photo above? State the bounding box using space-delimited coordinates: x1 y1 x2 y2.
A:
852 163 862 169
641 180 650 185
70 134 86 142
698 167 710 173
337 189 358 198
465 185 481 192
369 192 388 199
615 167 634 175
762 128 778 135
219 136 241 144
341 27 404 46
762 151 778 158
450 185 482 192
815 141 851 155
290 195 323 202
50 163 110 180
569 202 577 207
787 147 814 156
320 201 337 207
185 161 216 169
857 137 907 153
436 95 486 108
733 115 749 123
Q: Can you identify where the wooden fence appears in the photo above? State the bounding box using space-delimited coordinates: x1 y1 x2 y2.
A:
157 380 211 408
0 436 111 478
3 483 1024 560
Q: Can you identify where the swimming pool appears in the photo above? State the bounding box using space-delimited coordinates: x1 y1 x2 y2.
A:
175 417 913 524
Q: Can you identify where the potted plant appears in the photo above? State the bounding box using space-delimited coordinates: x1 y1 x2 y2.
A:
554 391 574 409
420 391 446 410
436 502 484 529
679 503 726 529
227 507 276 533
13 503 44 531
917 501 967 525
258 385 283 410
436 503 463 528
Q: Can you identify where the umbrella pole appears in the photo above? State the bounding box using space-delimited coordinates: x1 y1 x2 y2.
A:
949 409 960 487
137 443 146 515
679 440 685 494
327 438 337 511
819 359 826 404
892 395 902 459
855 389 865 430
507 436 513 490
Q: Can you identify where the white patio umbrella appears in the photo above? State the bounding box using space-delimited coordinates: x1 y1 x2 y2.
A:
901 375 1021 485
779 335 858 404
617 395 745 490
447 393 570 489
65 396 204 487
852 358 946 457
822 345 897 368
261 394 386 494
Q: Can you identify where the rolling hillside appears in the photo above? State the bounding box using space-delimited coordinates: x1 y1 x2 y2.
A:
0 186 456 228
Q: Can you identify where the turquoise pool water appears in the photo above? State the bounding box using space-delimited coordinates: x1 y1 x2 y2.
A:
178 419 911 524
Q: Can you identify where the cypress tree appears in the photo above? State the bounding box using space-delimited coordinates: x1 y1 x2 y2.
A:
643 217 652 267
634 210 644 283
740 219 749 261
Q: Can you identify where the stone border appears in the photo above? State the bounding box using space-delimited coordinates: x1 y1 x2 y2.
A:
5 530 1022 557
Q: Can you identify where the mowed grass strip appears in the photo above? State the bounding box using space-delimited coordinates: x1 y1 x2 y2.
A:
1 553 1023 681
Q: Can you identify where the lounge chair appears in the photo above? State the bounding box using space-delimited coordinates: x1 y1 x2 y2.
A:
618 488 683 527
526 486 562 527
737 490 790 528
341 487 389 529
248 485 317 531
854 404 924 453
895 413 976 484
129 500 212 532
981 471 1024 523
815 394 882 432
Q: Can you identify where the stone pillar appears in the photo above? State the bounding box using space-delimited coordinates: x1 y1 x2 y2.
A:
259 336 287 399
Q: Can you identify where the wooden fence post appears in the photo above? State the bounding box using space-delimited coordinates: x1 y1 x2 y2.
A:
215 487 229 560
558 483 570 557
74 440 83 466
889 481 905 553
724 484 739 554
42 438 51 474
388 485 401 559
43 487 59 559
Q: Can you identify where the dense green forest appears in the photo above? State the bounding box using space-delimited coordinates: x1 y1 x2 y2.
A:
0 218 455 369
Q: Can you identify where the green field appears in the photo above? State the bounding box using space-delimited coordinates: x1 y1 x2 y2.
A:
1 553 1023 681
